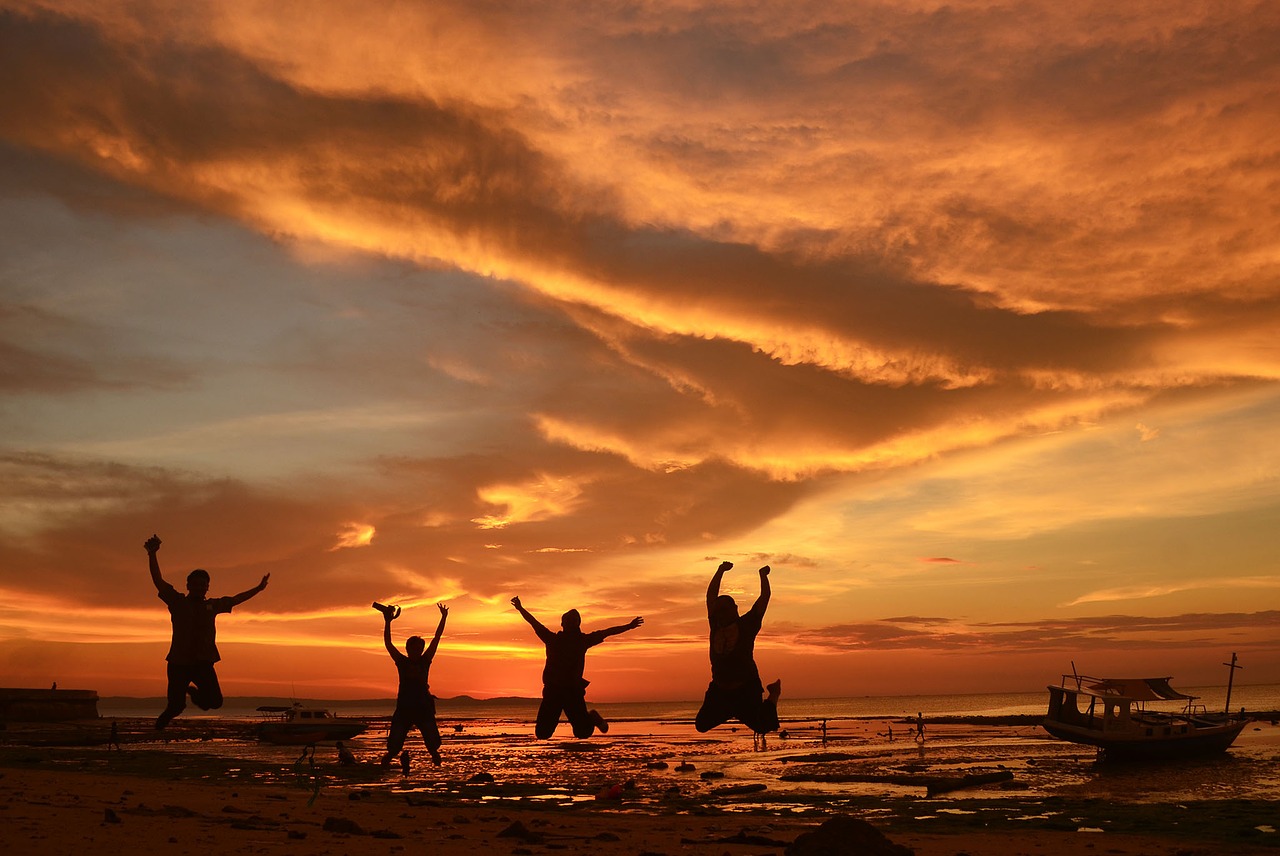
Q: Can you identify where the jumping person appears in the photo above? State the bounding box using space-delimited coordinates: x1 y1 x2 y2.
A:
145 534 269 730
511 596 643 739
378 602 448 766
695 561 781 735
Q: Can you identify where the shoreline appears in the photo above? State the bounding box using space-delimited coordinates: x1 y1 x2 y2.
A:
4 718 1279 855
3 755 1276 856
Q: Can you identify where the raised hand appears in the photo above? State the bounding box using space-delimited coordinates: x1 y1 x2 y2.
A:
628 616 645 630
759 565 770 576
144 534 162 554
258 573 271 591
718 561 733 572
437 602 449 617
510 596 522 610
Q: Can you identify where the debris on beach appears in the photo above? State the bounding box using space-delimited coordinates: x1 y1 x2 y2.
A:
711 783 767 797
924 769 1014 797
497 820 543 843
682 829 791 847
785 816 914 856
322 816 364 835
595 782 625 800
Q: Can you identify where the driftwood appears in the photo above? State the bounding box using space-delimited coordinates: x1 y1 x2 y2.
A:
924 770 1014 797
779 769 1014 797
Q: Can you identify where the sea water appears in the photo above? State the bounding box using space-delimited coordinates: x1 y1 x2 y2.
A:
89 684 1280 814
99 682 1280 722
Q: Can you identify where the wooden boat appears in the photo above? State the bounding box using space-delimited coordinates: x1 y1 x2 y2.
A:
255 703 369 745
1042 655 1247 760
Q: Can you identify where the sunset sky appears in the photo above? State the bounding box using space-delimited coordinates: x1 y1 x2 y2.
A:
2 1 1278 703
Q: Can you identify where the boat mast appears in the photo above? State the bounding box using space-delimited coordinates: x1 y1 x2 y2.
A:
1222 652 1242 714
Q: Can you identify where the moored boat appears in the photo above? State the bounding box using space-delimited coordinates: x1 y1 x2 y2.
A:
255 702 369 745
1042 655 1247 760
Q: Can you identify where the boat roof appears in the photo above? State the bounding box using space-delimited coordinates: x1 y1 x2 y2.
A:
1059 676 1196 701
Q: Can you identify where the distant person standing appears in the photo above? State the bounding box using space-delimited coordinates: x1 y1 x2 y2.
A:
695 561 781 735
145 534 269 730
511 596 643 739
377 601 448 766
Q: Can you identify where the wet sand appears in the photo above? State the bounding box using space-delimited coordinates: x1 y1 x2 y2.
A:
3 716 1278 855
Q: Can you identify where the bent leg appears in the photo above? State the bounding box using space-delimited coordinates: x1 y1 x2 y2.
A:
188 663 223 710
563 693 596 739
733 682 779 734
416 702 443 764
739 699 780 734
156 663 189 729
383 709 410 762
695 683 734 733
535 692 564 740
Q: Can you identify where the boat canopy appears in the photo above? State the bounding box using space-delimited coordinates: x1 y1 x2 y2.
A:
1078 677 1196 701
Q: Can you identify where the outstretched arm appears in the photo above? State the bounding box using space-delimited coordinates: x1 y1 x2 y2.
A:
602 616 644 639
144 534 167 592
424 602 449 659
382 609 401 658
750 565 771 617
230 574 270 606
706 560 732 611
511 596 554 643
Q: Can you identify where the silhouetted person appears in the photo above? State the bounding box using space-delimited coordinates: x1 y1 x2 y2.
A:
336 740 357 765
379 602 447 766
511 596 643 739
146 534 269 730
695 561 781 735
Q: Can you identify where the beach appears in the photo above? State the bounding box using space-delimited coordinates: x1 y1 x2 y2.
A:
3 710 1278 855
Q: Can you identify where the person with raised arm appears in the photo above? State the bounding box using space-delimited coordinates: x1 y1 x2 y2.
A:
376 601 448 766
511 596 643 739
695 561 781 735
144 534 269 730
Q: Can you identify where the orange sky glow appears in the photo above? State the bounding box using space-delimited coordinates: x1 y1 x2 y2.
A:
1 1 1278 703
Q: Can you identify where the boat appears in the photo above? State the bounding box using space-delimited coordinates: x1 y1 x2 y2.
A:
255 702 369 745
1041 654 1248 760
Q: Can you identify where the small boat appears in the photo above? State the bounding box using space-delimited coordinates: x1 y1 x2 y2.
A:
255 702 369 745
1042 654 1248 760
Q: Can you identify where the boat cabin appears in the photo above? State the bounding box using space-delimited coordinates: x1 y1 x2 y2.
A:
1046 676 1201 737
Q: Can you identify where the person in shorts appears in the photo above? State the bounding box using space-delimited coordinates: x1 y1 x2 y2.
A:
145 534 269 730
379 601 449 766
511 596 643 739
694 561 781 735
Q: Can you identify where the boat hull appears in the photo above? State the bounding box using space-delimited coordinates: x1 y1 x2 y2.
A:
1041 718 1246 760
257 722 368 745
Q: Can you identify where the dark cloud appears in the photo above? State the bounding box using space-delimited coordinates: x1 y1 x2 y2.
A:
794 611 1280 654
0 304 191 394
0 6 1184 390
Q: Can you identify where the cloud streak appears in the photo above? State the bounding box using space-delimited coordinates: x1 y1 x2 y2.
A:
3 2 1280 696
